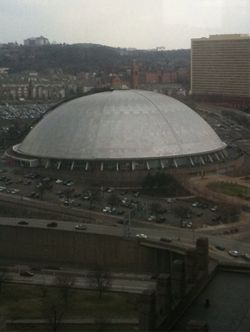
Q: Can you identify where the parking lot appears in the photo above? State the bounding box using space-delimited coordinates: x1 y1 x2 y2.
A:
0 166 237 229
0 101 249 229
0 103 52 121
196 103 250 160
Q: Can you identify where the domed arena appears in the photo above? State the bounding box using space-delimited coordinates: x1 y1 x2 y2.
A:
7 89 228 181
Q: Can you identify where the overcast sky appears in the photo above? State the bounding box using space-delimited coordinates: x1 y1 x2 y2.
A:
0 0 249 49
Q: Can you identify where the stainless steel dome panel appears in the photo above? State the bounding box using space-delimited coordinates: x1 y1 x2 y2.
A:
17 90 226 160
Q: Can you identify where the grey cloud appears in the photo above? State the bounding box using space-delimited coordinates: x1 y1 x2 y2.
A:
0 0 249 48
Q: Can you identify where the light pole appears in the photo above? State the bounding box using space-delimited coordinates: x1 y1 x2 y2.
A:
192 223 195 244
123 207 137 239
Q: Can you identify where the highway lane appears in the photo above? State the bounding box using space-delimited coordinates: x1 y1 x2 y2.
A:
1 217 250 263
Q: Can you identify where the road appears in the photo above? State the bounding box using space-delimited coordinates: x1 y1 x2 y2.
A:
1 217 250 263
132 221 250 262
5 270 156 294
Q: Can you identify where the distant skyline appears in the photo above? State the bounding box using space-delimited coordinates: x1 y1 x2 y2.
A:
0 0 249 49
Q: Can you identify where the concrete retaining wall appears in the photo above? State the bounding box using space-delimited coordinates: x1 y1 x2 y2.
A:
0 225 170 273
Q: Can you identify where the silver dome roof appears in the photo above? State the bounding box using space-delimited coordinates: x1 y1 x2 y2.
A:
17 90 226 160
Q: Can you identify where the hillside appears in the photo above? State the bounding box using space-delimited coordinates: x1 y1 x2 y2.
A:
0 43 190 74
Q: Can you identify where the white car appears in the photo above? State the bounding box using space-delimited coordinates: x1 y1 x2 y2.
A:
136 233 148 239
228 250 241 257
75 224 87 230
102 206 112 213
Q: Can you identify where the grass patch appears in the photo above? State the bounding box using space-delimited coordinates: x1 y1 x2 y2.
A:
68 290 137 319
0 283 138 320
208 181 250 199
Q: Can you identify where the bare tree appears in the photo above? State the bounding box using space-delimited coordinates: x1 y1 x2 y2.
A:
63 188 74 202
0 269 7 293
54 274 75 306
43 292 65 332
173 206 192 219
39 283 48 298
150 202 161 216
36 180 53 200
87 266 112 299
89 189 102 210
42 274 75 331
107 193 120 208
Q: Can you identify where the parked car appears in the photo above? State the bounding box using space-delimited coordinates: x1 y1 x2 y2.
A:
102 206 112 213
242 252 250 261
157 217 166 223
196 211 203 217
116 210 125 216
215 245 225 251
82 192 91 200
72 202 81 207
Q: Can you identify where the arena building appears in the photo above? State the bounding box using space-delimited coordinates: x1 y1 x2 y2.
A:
7 90 229 180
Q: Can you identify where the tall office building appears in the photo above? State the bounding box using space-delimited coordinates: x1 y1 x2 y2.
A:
191 34 250 104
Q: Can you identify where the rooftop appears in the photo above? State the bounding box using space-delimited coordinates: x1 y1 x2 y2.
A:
192 34 250 41
16 90 226 161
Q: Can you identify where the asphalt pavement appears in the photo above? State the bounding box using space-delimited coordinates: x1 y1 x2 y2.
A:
5 270 156 294
1 216 250 264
